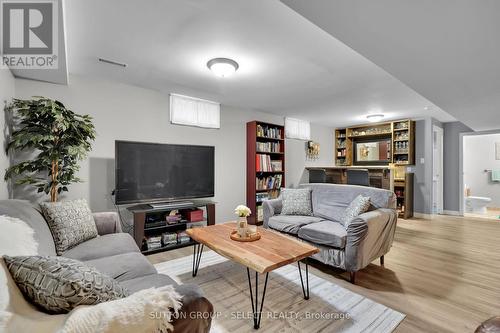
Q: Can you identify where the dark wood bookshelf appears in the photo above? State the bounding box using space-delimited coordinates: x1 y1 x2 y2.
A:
247 121 285 225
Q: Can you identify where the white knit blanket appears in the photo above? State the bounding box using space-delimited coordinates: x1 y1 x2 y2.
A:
0 215 182 333
59 286 182 333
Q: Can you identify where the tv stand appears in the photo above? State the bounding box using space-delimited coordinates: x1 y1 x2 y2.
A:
127 199 216 255
149 201 194 209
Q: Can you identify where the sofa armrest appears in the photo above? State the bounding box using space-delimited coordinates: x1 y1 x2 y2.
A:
262 198 282 228
92 212 123 235
345 208 397 272
173 283 214 333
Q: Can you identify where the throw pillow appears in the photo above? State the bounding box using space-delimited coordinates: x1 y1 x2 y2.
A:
3 255 129 314
340 195 371 227
40 199 98 255
280 188 313 216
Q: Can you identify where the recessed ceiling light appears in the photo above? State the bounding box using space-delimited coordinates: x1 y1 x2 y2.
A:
366 114 385 122
207 58 239 77
424 106 431 110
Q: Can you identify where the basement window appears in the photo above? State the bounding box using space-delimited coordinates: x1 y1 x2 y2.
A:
170 93 220 129
285 117 311 140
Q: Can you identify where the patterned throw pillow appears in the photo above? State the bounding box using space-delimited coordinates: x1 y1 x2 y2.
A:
340 195 371 227
280 188 313 216
3 255 129 314
40 199 98 255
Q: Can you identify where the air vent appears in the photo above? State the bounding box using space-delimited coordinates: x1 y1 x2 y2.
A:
98 58 127 68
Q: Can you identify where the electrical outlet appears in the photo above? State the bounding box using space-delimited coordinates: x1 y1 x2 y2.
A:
420 158 425 164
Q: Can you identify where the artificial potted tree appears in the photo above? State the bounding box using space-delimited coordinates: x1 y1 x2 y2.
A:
4 97 96 202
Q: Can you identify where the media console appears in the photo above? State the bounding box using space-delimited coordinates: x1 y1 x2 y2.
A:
127 200 216 255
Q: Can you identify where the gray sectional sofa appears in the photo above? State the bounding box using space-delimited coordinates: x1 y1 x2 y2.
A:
0 199 213 332
263 184 398 283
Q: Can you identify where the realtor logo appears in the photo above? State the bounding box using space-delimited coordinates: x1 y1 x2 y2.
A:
1 0 58 69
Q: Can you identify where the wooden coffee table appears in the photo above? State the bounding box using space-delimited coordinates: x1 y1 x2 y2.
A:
186 222 319 329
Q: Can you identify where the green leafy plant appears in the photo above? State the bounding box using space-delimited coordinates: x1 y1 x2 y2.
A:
4 97 96 202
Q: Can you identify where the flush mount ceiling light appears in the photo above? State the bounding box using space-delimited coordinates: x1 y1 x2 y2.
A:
366 114 385 122
207 58 239 77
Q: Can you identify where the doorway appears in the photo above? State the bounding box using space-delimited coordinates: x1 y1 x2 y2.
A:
461 131 500 219
432 125 444 214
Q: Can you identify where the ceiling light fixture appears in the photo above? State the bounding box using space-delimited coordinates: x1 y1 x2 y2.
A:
366 114 385 122
207 58 239 77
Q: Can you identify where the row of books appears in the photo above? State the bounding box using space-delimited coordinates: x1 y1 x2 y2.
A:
145 230 192 250
257 125 282 139
256 142 281 153
256 189 280 203
256 174 282 190
256 154 283 172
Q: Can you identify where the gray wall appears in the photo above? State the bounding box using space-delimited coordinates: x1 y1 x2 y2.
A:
13 74 333 223
443 121 473 212
286 124 334 187
0 68 15 200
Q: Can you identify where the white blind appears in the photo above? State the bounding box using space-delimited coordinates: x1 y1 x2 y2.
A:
285 117 310 140
170 94 220 129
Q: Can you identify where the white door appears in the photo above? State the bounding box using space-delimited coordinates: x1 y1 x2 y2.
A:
432 126 444 214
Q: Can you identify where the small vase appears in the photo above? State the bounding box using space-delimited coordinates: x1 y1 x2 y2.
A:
237 216 248 238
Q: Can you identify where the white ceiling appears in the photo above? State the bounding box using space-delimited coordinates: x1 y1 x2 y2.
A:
60 0 456 127
282 0 500 131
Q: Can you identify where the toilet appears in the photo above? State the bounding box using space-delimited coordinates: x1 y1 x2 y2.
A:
465 196 492 214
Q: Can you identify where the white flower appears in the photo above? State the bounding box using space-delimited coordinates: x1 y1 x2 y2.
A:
234 205 251 217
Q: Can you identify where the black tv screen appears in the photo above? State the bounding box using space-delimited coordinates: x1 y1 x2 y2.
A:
115 141 215 204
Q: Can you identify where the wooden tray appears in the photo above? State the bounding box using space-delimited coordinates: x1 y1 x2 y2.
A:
230 230 261 242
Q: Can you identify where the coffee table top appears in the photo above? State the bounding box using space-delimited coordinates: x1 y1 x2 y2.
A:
186 222 319 273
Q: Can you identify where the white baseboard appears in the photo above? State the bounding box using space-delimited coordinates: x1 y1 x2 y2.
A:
413 211 462 219
413 212 433 219
442 210 462 216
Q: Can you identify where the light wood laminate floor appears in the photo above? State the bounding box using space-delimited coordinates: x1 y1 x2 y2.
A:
148 215 500 333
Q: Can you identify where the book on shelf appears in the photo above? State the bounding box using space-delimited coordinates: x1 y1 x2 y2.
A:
177 231 191 243
161 232 177 246
256 124 282 139
146 236 162 249
256 174 282 190
256 154 273 172
256 141 281 153
255 189 280 203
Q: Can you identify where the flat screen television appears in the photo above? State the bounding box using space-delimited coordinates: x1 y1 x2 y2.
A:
115 141 215 204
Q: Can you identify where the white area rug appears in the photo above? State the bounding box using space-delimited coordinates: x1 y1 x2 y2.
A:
155 251 405 333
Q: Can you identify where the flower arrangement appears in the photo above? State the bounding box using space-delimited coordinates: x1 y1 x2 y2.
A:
234 205 251 217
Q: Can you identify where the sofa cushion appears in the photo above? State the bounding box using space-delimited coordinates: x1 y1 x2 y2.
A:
268 215 324 235
281 188 313 216
300 183 397 222
120 273 179 293
3 255 128 314
40 199 98 255
84 252 157 283
0 200 56 256
62 233 139 261
298 220 347 249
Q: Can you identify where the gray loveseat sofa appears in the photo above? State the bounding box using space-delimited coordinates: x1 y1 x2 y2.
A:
263 184 398 283
0 199 213 332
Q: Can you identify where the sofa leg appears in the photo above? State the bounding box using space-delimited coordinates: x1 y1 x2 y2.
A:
380 255 385 266
349 272 356 284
